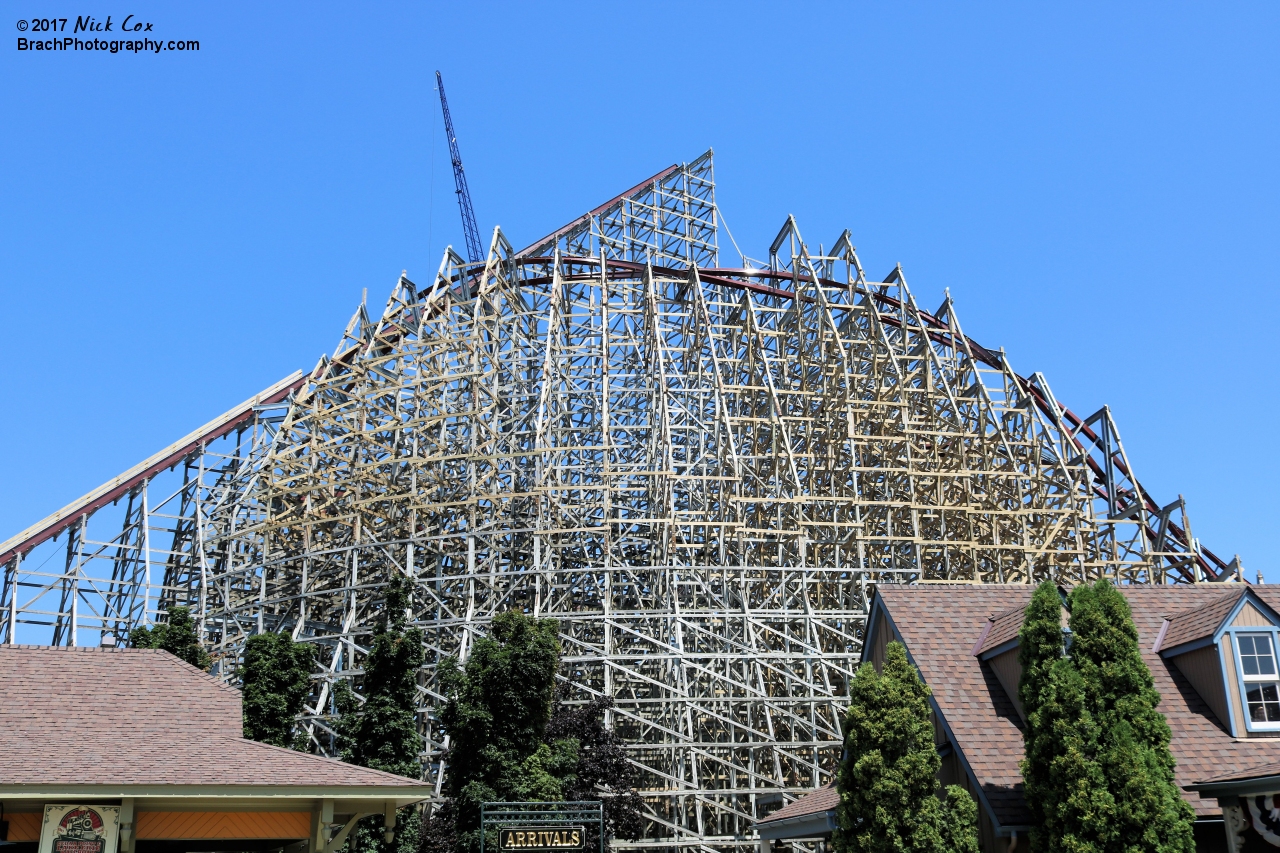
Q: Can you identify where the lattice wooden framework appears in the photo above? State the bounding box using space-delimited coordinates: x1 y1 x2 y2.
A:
0 150 1241 851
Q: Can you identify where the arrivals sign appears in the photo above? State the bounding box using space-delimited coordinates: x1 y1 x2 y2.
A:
38 806 120 853
498 827 586 850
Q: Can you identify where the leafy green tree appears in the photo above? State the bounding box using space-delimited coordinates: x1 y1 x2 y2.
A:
545 690 643 844
420 613 644 853
833 641 978 853
335 576 426 853
429 611 576 853
129 605 211 671
241 631 316 749
1018 581 1195 853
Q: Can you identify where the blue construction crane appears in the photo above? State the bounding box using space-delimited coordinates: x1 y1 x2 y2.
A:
435 71 484 263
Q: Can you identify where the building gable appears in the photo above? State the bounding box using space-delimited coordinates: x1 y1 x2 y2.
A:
1211 590 1280 736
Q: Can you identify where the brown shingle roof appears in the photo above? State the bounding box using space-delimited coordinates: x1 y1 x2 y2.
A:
1158 589 1244 651
873 585 1280 826
0 645 425 789
1197 759 1280 786
975 606 1027 657
876 586 1035 828
757 784 839 825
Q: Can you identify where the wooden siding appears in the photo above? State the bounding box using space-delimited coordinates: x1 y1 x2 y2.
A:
987 648 1025 722
938 750 998 853
869 608 891 672
135 811 310 840
939 750 964 789
6 812 41 842
1232 601 1273 627
1170 644 1230 731
1220 634 1248 736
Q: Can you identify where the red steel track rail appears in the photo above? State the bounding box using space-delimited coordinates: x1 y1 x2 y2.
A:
0 371 305 567
0 163 686 569
482 256 1227 580
2 248 1226 583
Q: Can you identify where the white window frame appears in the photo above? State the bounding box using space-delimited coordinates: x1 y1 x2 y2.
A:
1231 629 1280 732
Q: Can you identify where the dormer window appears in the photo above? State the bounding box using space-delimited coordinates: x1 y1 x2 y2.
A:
1238 633 1280 725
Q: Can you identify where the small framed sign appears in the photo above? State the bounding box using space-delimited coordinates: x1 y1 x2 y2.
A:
38 806 121 853
481 801 602 853
498 827 586 850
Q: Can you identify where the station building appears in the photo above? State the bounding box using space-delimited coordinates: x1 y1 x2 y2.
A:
0 645 432 853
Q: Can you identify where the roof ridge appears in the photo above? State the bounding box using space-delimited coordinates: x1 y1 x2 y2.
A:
0 644 143 652
149 648 245 699
988 604 1026 621
1165 588 1242 621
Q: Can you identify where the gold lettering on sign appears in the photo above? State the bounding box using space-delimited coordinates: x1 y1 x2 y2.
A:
499 826 586 849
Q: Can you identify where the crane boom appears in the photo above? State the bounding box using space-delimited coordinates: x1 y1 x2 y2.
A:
435 71 484 263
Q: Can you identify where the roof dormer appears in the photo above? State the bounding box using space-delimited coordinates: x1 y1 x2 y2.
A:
972 601 1068 724
1155 588 1280 737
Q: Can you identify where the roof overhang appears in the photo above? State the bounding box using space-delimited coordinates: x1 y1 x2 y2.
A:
978 637 1019 661
1158 635 1215 658
756 810 837 840
859 593 886 667
1189 776 1280 799
0 784 433 813
1217 590 1280 640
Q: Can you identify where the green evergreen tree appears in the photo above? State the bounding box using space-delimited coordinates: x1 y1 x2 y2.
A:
241 631 316 749
335 576 426 853
129 606 211 671
1069 581 1195 853
428 610 576 853
1017 582 1067 724
833 641 978 853
1018 582 1109 853
1018 581 1195 853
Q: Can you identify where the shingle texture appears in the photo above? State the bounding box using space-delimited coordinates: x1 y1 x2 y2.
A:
1159 589 1244 652
758 784 839 825
976 606 1027 657
874 585 1280 827
0 645 423 788
1198 759 1280 786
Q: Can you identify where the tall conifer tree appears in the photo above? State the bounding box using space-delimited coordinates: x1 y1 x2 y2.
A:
1069 581 1194 853
833 641 978 853
1018 582 1109 853
1018 581 1195 853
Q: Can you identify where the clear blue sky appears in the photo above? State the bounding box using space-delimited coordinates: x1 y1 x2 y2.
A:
2 3 1276 576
